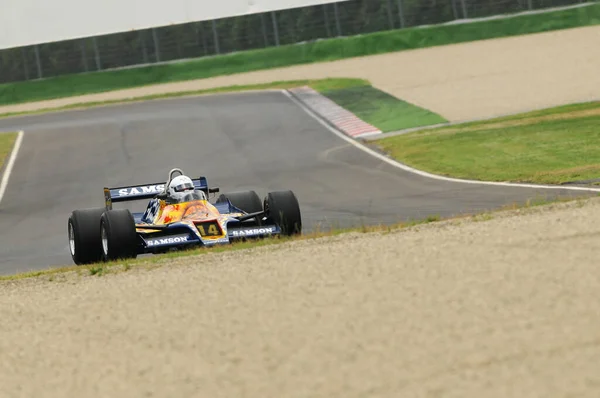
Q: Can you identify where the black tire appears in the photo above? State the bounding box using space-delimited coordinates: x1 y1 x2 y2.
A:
68 208 106 265
264 190 302 236
217 191 263 214
100 209 138 262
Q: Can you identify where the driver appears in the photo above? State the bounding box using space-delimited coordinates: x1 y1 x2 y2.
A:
165 175 206 203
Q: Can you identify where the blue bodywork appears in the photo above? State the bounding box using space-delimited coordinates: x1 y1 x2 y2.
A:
103 176 282 254
132 199 281 252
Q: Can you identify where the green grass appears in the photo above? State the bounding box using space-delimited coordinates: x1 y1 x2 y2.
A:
1 3 600 106
0 132 18 170
374 100 600 184
0 78 367 119
320 85 447 132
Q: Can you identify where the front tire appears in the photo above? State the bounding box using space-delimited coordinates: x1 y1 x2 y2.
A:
68 208 106 265
217 190 263 214
264 190 302 236
100 209 138 262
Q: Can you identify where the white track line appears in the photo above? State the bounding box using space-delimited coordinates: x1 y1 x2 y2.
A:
0 130 24 205
282 90 600 193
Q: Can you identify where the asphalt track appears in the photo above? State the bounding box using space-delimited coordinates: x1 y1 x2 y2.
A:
0 91 593 275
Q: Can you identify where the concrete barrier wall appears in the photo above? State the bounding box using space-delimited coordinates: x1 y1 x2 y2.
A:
0 0 350 50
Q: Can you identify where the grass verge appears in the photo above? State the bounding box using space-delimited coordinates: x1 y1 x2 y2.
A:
1 3 600 106
0 78 445 132
373 100 600 185
0 132 18 170
1 192 596 283
319 85 447 132
0 78 367 119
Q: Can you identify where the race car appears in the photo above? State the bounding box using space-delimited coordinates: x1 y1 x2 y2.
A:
67 168 302 265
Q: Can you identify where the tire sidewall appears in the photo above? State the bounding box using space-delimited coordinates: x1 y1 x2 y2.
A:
100 209 138 262
265 190 302 236
68 208 105 265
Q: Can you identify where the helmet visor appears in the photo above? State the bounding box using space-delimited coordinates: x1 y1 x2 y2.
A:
174 182 194 192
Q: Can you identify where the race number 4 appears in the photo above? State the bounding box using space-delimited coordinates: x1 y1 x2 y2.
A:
197 223 220 236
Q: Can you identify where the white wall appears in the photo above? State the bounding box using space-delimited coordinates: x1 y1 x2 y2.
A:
1 0 348 50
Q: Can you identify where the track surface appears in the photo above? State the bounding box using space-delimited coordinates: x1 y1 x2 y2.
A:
0 91 591 275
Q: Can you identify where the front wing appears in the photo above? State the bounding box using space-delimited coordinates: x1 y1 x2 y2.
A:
135 220 282 253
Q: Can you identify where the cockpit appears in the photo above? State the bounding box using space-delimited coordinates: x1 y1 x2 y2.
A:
162 168 209 204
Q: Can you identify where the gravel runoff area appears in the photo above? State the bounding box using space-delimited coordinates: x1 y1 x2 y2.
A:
2 25 600 397
1 24 600 122
2 198 600 397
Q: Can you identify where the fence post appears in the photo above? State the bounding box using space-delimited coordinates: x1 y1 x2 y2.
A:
261 14 269 46
21 47 29 80
386 0 395 29
80 39 89 72
450 0 459 20
152 28 161 62
92 37 101 70
271 12 280 46
140 31 149 64
34 45 42 79
212 20 220 54
323 4 331 37
333 2 342 36
527 0 533 10
397 0 406 28
459 0 468 18
198 22 208 55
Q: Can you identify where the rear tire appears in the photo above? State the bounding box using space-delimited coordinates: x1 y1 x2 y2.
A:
100 209 138 262
217 191 263 214
264 190 302 236
68 208 106 265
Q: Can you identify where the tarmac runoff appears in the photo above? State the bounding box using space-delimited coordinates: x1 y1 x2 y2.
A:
0 90 595 275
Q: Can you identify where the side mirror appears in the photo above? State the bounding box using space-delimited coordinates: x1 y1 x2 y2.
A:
209 187 220 194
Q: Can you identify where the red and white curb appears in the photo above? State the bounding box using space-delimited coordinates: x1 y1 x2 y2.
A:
286 86 382 139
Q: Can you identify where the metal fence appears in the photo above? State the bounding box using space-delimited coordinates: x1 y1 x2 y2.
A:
0 0 594 84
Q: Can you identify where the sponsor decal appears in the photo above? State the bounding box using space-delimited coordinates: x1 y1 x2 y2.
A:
146 234 189 247
202 237 230 246
231 227 275 237
118 184 165 197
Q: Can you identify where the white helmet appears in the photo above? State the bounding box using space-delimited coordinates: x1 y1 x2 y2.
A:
168 175 195 202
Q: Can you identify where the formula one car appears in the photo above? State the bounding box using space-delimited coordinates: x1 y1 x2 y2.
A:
67 168 302 265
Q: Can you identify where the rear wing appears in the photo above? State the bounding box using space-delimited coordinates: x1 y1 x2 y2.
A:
104 177 209 209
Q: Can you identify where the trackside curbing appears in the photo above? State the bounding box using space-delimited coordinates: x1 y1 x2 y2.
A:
287 86 382 139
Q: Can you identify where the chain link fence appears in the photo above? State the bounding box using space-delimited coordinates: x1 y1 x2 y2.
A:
0 0 594 84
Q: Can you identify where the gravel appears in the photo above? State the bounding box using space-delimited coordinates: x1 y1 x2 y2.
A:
2 198 600 397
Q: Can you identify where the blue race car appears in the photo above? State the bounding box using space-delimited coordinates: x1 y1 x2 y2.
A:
67 168 302 265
